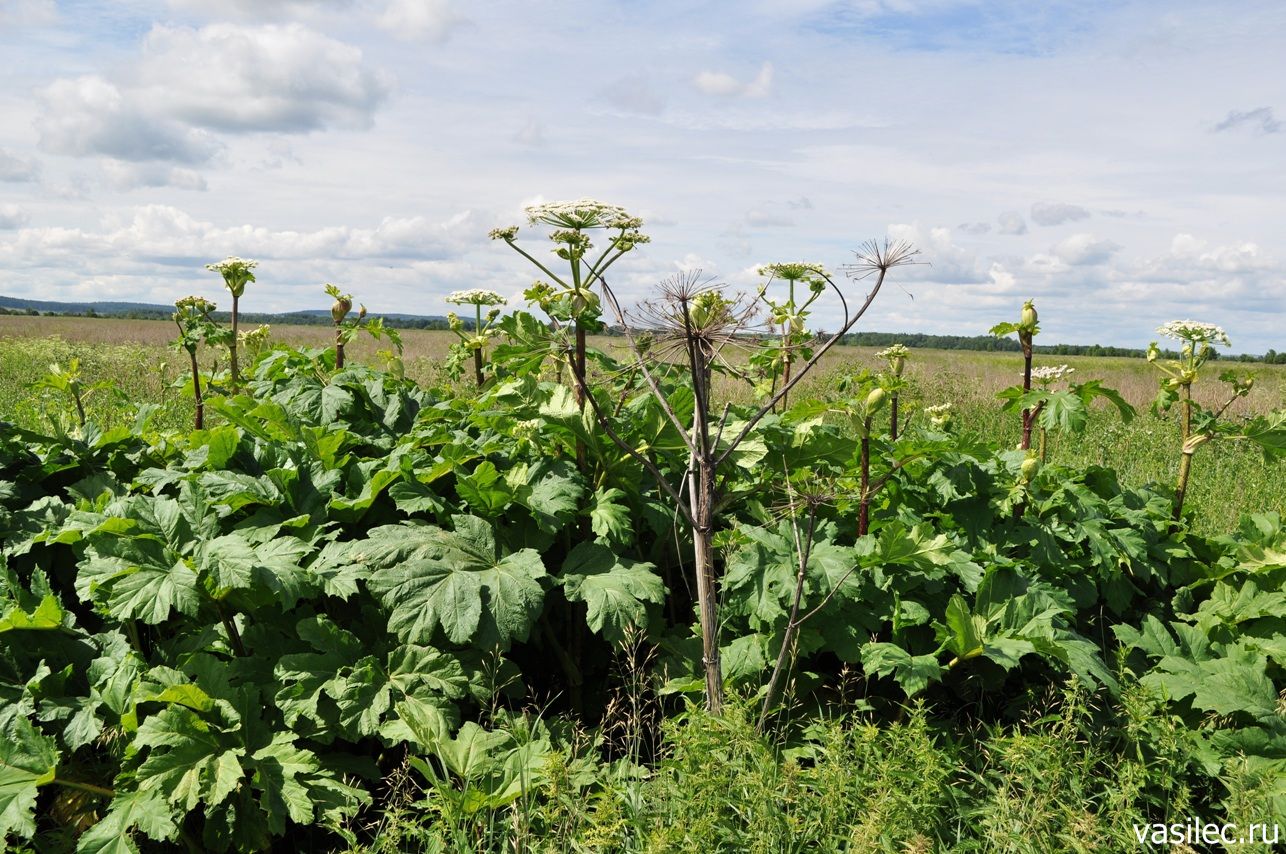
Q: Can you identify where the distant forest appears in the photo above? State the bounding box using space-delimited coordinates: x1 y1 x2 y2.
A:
2 303 1282 363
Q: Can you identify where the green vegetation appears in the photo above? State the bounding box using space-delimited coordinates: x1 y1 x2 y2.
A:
2 214 1285 852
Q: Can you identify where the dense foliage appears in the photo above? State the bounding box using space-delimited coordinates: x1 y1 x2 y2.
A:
2 312 1284 850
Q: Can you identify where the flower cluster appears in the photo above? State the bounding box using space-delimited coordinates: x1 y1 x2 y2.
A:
1030 364 1075 384
1155 320 1230 347
174 295 216 315
446 289 506 306
875 344 910 361
489 226 519 241
205 256 258 276
925 402 953 429
524 198 636 230
757 262 828 281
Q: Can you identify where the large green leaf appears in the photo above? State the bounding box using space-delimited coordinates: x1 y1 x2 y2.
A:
560 542 665 642
0 712 58 843
361 516 547 647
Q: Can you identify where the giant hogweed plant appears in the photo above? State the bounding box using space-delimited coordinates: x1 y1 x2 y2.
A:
750 263 828 410
489 199 649 408
1148 320 1286 521
172 295 225 430
205 257 257 389
325 283 404 372
560 242 920 712
445 289 507 386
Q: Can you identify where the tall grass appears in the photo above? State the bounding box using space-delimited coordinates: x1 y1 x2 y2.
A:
337 683 1279 853
2 317 1282 534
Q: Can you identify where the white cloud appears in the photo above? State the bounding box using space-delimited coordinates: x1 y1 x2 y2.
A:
1030 201 1090 227
0 205 468 268
1051 233 1120 266
1213 106 1280 134
512 117 545 147
0 204 29 229
694 62 773 98
35 76 223 164
133 24 393 133
376 0 465 43
0 0 56 27
102 161 209 192
745 209 795 227
996 211 1027 235
598 74 666 116
958 221 990 235
0 147 41 182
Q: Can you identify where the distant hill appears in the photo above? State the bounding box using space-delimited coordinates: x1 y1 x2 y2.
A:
0 294 452 329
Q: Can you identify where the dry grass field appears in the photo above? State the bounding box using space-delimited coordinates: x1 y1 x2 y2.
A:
2 313 1282 533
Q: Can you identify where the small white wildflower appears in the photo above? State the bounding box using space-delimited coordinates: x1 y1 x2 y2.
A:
876 344 910 361
1030 364 1075 383
446 289 506 306
1155 320 1230 347
925 402 953 429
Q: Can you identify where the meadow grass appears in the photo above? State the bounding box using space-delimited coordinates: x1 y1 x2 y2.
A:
2 315 1282 534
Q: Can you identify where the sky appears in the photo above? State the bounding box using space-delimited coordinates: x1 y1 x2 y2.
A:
0 0 1283 353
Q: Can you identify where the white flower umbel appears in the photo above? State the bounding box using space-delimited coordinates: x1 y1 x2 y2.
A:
1030 364 1075 384
756 262 828 280
1156 320 1230 347
205 256 259 276
875 344 910 361
524 198 635 230
446 289 506 306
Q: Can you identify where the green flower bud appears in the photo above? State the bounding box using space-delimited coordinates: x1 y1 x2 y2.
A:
331 296 352 323
865 387 887 414
1020 456 1039 482
1021 299 1038 331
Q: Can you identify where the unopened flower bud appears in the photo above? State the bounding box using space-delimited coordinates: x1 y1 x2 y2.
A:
1021 456 1039 482
331 296 352 323
1021 299 1038 331
865 387 887 413
358 304 367 320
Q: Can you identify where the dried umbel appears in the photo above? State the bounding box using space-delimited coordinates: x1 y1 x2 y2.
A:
633 271 759 365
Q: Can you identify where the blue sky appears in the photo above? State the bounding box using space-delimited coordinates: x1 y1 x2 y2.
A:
1 0 1283 352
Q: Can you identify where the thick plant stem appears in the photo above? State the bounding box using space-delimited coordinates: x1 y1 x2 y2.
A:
217 604 246 657
858 417 872 537
230 293 240 388
1173 451 1194 523
759 507 817 730
334 324 345 370
187 349 204 430
890 393 899 441
1019 334 1034 450
473 304 486 386
73 391 86 428
55 778 115 798
690 459 723 713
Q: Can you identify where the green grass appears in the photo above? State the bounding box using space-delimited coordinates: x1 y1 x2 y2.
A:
2 321 1283 535
339 685 1281 853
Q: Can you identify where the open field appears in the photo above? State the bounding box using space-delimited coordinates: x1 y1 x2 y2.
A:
3 314 1282 534
4 309 1286 852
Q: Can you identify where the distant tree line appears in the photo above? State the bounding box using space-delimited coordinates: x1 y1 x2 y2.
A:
3 305 1283 361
